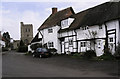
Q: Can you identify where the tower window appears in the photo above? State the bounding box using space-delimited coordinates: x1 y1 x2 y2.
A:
26 28 30 32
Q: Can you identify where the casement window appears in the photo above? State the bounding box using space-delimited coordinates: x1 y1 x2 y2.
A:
109 37 113 42
48 42 54 47
81 42 86 47
99 26 102 29
48 28 53 33
69 39 73 45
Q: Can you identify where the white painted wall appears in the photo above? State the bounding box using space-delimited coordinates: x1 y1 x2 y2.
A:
106 20 119 54
40 26 61 54
76 25 106 40
76 25 106 56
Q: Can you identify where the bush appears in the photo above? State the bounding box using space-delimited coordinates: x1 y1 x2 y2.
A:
2 47 8 52
48 48 57 54
114 43 120 59
98 48 115 60
17 46 28 52
83 50 96 59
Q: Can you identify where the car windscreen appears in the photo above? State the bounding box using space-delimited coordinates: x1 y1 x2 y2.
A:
42 48 48 52
36 48 42 52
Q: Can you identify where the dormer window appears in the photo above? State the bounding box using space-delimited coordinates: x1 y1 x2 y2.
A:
48 28 53 33
61 19 68 27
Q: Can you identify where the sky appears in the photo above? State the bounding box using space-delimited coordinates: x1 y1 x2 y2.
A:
0 0 111 40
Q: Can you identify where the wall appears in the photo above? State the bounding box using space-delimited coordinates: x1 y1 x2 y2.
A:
59 30 77 54
106 20 119 54
41 26 61 54
76 25 106 56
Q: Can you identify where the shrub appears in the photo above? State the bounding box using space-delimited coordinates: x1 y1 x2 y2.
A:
83 50 96 59
98 48 115 60
2 47 8 51
114 43 120 60
17 46 28 52
48 48 57 54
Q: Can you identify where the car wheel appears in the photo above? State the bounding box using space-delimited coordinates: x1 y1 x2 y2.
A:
32 54 35 57
39 55 42 58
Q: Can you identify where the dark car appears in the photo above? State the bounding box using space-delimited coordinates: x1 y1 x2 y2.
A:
32 48 52 58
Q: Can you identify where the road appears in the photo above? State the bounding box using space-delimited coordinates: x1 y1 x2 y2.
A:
2 51 119 78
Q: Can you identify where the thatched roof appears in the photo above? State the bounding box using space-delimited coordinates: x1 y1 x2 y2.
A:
59 2 120 33
38 7 75 30
69 2 120 30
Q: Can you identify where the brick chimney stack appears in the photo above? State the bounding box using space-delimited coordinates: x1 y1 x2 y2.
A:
52 7 57 14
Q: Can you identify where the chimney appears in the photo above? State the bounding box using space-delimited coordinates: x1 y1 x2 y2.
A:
52 7 57 14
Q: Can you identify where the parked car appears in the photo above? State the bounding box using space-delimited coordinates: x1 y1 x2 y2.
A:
32 48 52 58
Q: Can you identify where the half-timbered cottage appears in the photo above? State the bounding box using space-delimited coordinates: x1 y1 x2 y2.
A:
35 2 120 56
58 2 120 56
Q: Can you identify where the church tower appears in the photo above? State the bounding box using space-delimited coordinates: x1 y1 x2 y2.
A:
20 22 33 45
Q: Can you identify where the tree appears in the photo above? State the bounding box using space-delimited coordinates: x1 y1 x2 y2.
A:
20 40 25 46
3 32 11 47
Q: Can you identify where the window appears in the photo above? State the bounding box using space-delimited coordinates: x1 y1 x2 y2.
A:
69 39 73 45
48 42 54 47
81 26 89 30
61 19 68 27
27 34 29 37
26 28 30 32
48 28 53 33
109 37 113 42
99 26 102 29
81 42 86 47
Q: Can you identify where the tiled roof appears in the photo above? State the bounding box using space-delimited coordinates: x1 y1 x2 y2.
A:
38 7 75 30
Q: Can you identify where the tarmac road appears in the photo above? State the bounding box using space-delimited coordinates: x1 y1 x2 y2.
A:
2 51 119 78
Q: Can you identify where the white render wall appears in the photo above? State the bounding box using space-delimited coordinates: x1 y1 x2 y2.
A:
40 26 61 54
106 20 119 46
106 20 120 54
76 25 106 40
76 25 106 56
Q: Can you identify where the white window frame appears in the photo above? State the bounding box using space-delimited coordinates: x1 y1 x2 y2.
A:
48 42 54 47
48 28 53 33
69 39 73 45
109 37 113 42
81 42 86 47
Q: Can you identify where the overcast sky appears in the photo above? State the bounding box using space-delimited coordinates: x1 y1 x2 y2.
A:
1 0 110 40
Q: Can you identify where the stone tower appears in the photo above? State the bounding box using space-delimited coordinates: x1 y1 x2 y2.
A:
20 22 33 45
